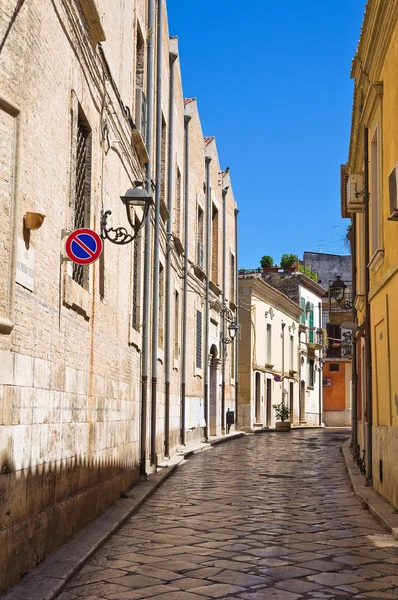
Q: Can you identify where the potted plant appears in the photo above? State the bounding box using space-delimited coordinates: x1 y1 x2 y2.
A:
260 255 274 271
272 402 291 432
280 254 298 272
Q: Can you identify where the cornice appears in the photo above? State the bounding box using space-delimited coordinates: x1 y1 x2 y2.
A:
349 0 398 166
238 275 302 321
349 81 383 170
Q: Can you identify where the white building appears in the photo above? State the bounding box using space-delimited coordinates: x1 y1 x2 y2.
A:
261 271 326 426
238 275 302 430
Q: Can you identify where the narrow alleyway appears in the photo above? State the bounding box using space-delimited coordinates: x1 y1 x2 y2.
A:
60 430 398 600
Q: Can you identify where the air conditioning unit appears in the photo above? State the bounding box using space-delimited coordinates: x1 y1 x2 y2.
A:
135 88 147 143
305 301 312 313
197 242 204 269
388 162 398 221
347 173 364 212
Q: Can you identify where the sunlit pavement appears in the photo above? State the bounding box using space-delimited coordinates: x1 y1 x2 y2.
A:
59 429 398 599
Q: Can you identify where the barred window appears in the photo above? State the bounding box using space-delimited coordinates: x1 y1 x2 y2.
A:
196 310 202 369
72 113 91 288
158 262 164 348
174 291 179 360
132 220 141 331
230 252 235 300
211 204 219 283
175 167 181 237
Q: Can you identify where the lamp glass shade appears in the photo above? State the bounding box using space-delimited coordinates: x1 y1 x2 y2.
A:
228 321 238 340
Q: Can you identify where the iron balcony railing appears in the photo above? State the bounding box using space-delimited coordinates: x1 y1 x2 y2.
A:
328 279 353 312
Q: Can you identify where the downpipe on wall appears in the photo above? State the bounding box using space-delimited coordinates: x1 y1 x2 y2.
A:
364 126 373 483
204 155 212 441
221 185 228 433
181 114 191 445
351 216 358 453
140 0 155 477
164 47 177 458
150 0 163 466
234 208 239 425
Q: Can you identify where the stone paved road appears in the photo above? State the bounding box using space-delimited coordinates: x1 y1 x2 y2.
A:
59 430 398 600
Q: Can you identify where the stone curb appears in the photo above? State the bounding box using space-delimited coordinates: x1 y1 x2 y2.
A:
4 431 245 600
342 439 398 540
254 425 327 434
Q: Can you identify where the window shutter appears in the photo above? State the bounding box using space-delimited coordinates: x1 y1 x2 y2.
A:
300 297 306 324
309 305 314 343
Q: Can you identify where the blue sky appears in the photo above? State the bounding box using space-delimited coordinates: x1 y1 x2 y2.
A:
166 0 366 269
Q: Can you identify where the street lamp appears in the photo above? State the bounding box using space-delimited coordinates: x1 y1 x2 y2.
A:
218 304 238 345
101 180 153 245
330 275 347 304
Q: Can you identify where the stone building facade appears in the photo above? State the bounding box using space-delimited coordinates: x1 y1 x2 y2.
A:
0 0 238 592
343 0 398 508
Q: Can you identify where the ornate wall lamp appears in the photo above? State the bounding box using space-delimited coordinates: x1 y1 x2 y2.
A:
219 304 238 345
101 180 153 245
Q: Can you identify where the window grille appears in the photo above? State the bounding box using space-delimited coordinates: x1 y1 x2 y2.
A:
132 223 141 331
196 310 202 369
73 116 91 287
230 253 235 300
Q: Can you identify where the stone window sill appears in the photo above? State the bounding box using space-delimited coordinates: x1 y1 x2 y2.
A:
64 276 92 320
0 315 14 335
129 326 142 351
369 248 384 274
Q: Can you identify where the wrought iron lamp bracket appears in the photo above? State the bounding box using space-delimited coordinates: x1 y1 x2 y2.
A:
101 210 139 245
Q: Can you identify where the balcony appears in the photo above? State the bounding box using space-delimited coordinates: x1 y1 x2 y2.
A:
307 328 325 351
328 277 354 326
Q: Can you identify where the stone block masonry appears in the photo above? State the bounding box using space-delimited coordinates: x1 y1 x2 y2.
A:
0 0 238 593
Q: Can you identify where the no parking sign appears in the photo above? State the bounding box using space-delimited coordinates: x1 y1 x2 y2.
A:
65 228 103 265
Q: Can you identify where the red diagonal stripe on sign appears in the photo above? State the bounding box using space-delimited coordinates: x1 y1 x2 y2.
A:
73 235 95 257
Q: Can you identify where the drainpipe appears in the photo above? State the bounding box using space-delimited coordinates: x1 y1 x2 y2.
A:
364 126 373 482
318 301 322 426
181 115 191 445
140 0 155 477
150 0 163 466
164 44 177 458
204 156 212 440
221 185 229 433
351 216 358 452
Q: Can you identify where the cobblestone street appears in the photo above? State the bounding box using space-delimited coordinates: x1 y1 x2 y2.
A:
59 430 398 600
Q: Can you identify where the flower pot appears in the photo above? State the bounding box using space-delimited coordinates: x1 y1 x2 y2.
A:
275 421 291 432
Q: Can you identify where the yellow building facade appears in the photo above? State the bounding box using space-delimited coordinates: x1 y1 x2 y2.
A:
346 0 398 507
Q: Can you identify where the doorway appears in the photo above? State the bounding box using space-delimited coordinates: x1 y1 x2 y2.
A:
209 344 218 435
299 380 306 423
255 372 261 423
289 381 294 424
266 378 272 427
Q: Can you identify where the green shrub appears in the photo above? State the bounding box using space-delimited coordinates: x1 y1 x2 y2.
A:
280 254 298 268
260 255 274 269
298 264 318 282
272 402 290 422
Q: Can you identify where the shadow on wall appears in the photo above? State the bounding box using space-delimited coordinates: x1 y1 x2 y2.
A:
0 452 139 594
